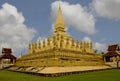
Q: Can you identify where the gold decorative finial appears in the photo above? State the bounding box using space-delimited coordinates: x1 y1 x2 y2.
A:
54 0 66 33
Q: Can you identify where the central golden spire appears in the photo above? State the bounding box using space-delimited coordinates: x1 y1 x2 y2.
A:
54 4 66 33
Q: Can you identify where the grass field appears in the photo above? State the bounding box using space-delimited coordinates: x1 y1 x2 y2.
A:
0 69 120 81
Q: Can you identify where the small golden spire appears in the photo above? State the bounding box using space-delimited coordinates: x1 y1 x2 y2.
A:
90 41 93 49
80 40 83 48
71 38 75 47
28 42 31 49
43 39 46 47
35 43 37 49
47 38 50 46
76 39 79 48
32 43 34 49
38 40 41 48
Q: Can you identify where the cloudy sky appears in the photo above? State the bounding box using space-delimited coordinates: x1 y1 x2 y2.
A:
0 0 120 56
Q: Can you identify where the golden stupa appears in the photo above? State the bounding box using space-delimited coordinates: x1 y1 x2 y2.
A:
15 5 104 67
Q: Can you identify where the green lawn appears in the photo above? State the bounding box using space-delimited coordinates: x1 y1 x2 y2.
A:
0 69 120 81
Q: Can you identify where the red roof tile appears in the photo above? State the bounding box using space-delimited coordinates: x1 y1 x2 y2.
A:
104 51 119 56
0 48 16 59
104 44 120 57
0 54 16 59
108 44 118 51
2 48 12 54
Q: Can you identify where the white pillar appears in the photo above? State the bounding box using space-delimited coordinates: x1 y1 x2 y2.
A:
0 59 3 69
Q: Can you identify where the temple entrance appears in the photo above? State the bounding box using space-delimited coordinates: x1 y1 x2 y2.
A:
105 56 110 62
2 59 15 64
105 56 115 62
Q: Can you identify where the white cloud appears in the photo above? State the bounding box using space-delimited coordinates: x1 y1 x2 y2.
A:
91 0 120 20
51 1 96 35
0 3 37 56
83 37 107 53
94 42 107 53
83 37 91 42
82 37 107 53
36 36 47 46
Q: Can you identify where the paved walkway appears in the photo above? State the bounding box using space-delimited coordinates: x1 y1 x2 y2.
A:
7 65 111 74
38 66 111 74
105 62 120 68
0 64 14 69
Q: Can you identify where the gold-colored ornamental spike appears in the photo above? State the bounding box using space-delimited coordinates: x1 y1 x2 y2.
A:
54 3 65 33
